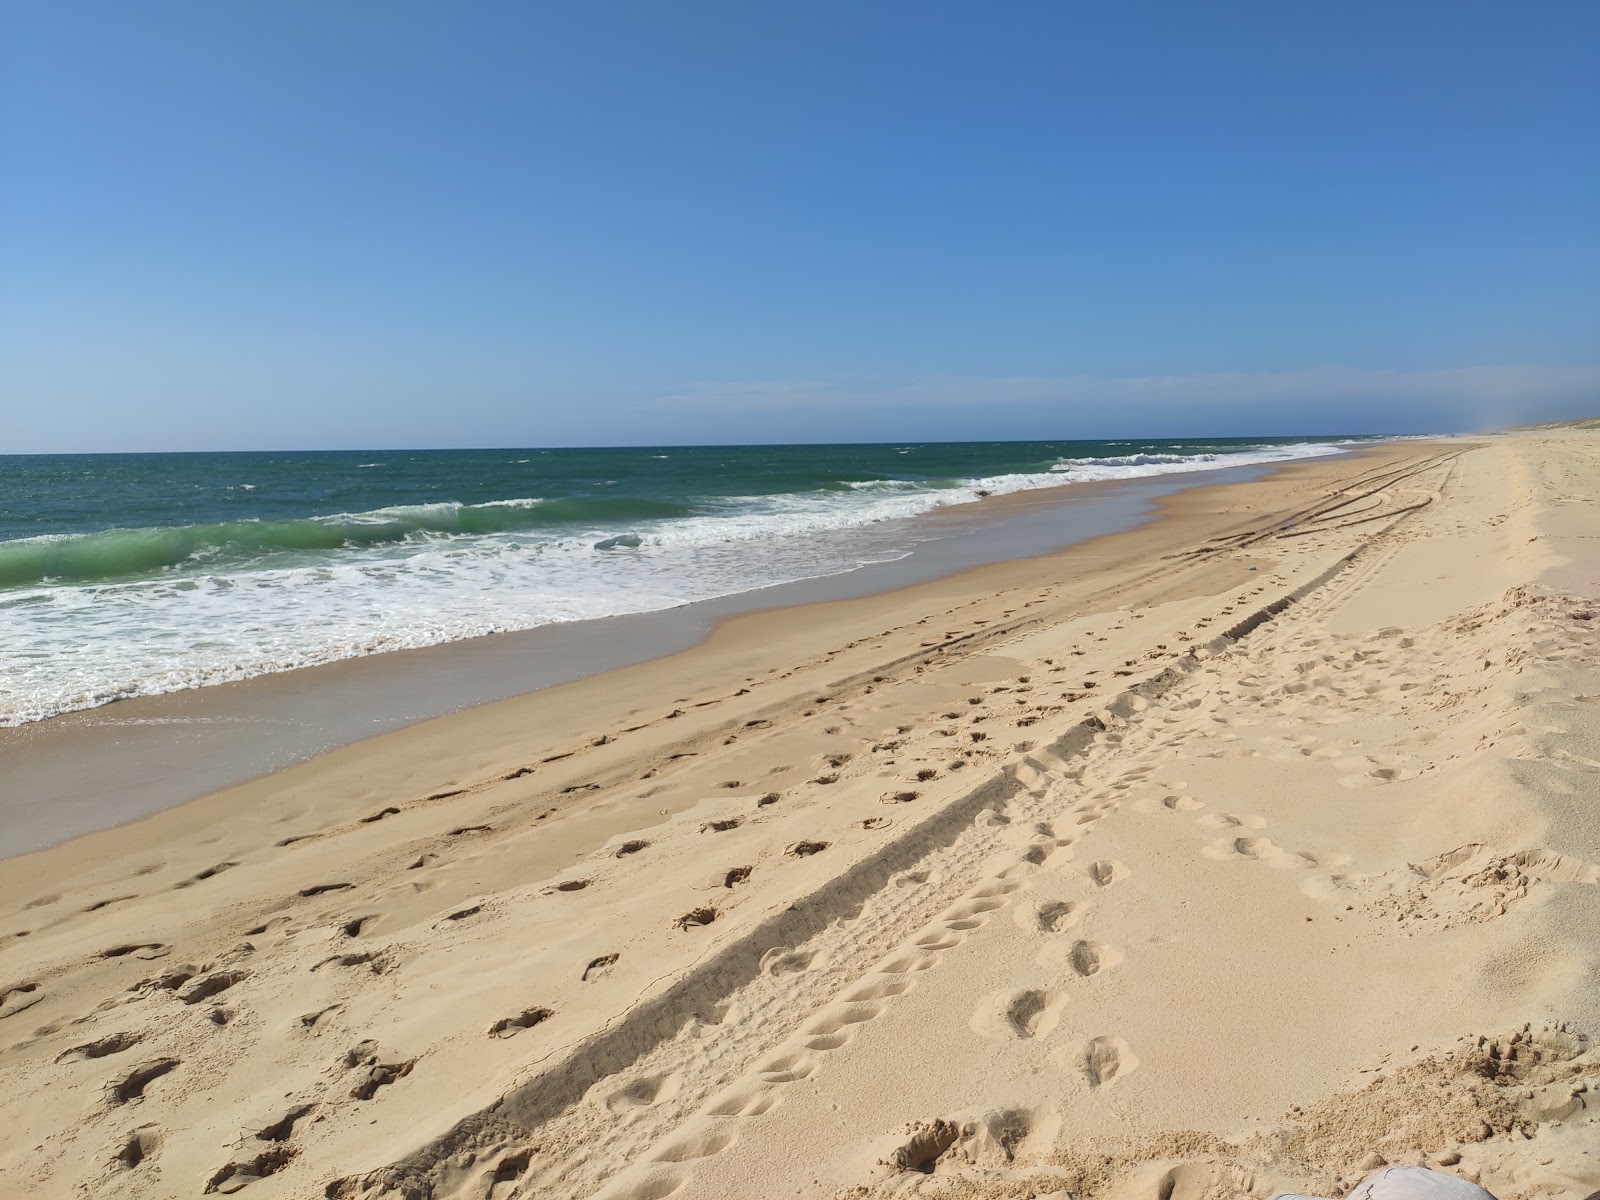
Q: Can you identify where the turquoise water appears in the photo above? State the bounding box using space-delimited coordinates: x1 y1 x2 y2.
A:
0 437 1366 724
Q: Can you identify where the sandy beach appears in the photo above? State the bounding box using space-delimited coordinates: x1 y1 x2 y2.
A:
2 427 1597 1199
0 462 1281 860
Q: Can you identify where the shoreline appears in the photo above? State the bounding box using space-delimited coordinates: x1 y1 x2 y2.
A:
0 435 1434 887
0 452 1340 857
3 439 1363 729
3 427 1596 1200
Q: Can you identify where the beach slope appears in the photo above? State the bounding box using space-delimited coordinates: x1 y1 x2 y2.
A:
2 430 1597 1199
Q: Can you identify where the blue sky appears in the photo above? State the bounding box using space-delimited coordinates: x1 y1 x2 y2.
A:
2 1 1597 451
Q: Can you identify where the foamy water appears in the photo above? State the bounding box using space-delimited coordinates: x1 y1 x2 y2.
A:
0 439 1359 724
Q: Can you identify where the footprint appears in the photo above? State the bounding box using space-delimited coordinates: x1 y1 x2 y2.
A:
99 943 171 960
297 1005 342 1031
969 879 1023 899
252 1102 315 1143
583 953 620 982
878 950 940 974
759 947 818 976
705 1084 780 1118
1087 860 1129 887
673 907 718 930
481 1149 533 1191
1203 835 1282 861
944 896 1005 922
842 976 913 1003
204 1146 296 1192
1016 899 1085 934
971 988 1067 1039
803 1003 884 1037
804 1031 851 1051
1068 1036 1139 1088
1001 842 1057 875
490 1008 553 1037
58 1031 145 1062
1162 794 1203 811
756 1053 816 1083
180 969 249 1004
605 1073 681 1113
1133 1161 1260 1198
1231 835 1278 859
299 882 354 897
345 1046 415 1099
890 1119 961 1172
650 1125 738 1163
108 1058 179 1104
786 841 829 858
1068 939 1121 976
312 951 387 974
113 1124 162 1170
1040 938 1124 977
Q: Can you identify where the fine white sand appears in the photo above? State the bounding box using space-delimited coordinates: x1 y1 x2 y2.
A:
2 428 1597 1199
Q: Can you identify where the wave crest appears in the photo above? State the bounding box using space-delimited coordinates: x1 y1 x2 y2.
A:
0 496 696 588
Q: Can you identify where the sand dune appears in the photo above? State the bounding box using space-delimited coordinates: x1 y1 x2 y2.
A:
2 431 1597 1199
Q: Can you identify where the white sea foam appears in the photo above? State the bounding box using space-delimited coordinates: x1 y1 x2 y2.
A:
0 441 1346 725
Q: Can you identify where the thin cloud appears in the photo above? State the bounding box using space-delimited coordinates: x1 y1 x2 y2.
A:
648 366 1600 426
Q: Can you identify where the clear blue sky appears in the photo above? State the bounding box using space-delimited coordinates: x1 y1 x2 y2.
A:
2 1 1596 451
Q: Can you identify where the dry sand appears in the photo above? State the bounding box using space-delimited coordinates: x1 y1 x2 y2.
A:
2 429 1597 1200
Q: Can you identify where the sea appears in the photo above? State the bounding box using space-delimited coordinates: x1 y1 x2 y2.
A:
0 437 1371 727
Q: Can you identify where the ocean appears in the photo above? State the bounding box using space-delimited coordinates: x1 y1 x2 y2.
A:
0 437 1367 727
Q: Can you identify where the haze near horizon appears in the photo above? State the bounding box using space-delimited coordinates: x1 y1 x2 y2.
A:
2 1 1597 453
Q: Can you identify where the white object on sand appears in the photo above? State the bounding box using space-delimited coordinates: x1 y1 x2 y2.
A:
1277 1166 1498 1200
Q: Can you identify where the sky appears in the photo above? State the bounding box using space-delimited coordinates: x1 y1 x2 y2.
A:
2 1 1597 452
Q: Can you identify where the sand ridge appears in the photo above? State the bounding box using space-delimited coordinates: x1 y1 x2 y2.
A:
1 432 1597 1199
